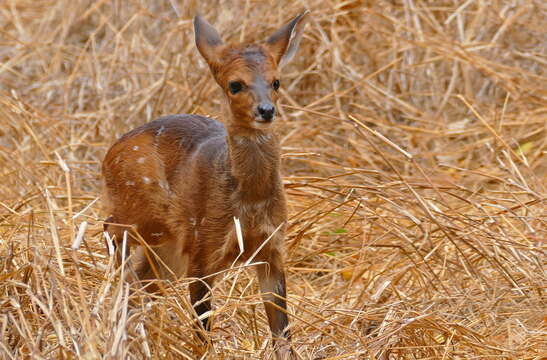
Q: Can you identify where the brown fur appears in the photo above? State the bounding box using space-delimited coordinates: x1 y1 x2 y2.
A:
102 12 309 358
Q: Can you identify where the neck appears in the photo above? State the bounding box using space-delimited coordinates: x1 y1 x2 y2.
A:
225 123 282 202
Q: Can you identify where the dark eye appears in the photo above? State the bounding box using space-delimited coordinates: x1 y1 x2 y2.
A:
229 81 243 94
272 79 280 91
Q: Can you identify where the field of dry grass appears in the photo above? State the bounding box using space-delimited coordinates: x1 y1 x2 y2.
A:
1 0 545 359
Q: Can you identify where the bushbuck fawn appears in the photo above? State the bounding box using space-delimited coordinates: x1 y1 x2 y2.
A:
102 11 309 356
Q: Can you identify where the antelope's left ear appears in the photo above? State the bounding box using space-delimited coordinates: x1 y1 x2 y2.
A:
265 11 310 69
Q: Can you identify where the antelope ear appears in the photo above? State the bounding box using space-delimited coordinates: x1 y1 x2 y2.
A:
194 15 224 67
265 11 309 69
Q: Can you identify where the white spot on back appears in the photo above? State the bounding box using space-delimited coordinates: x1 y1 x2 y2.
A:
132 145 139 151
125 180 135 186
151 232 163 237
159 180 170 191
137 157 145 164
142 177 151 184
156 126 165 136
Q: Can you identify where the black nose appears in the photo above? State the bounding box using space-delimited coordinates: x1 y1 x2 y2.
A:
257 103 275 122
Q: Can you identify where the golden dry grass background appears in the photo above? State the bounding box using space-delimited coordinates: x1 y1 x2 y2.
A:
1 0 546 359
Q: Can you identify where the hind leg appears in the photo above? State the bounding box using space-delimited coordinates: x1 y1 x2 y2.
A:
103 215 160 291
124 246 162 293
103 215 131 267
124 234 188 292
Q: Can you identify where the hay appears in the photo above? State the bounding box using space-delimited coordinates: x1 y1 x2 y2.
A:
1 0 545 358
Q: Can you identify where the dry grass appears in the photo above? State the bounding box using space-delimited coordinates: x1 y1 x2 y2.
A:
1 0 546 359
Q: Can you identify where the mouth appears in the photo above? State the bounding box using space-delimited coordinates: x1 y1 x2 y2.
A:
254 115 274 127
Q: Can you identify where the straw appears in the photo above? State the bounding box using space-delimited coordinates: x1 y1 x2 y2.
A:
1 0 545 358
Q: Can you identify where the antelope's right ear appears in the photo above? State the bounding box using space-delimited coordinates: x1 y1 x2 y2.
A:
194 15 224 67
